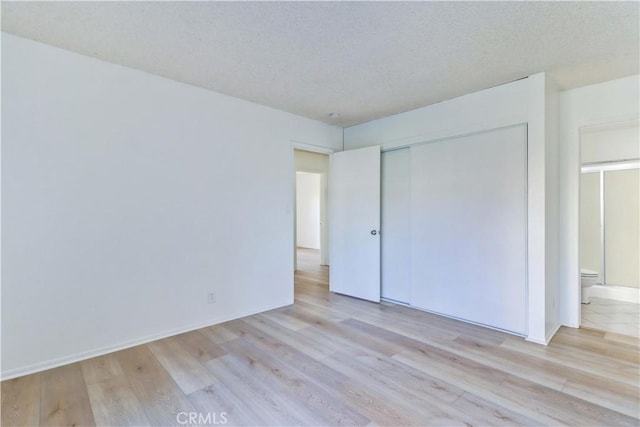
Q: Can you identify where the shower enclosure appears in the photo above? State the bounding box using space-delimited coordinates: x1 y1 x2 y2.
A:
580 161 639 289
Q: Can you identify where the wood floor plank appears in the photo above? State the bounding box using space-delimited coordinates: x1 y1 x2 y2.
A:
147 336 217 395
175 330 227 363
198 323 240 344
344 316 637 426
249 314 336 360
337 380 421 427
379 301 508 346
40 363 95 427
335 306 460 344
397 346 638 426
560 369 640 417
499 333 640 386
258 309 313 331
85 374 149 426
500 375 638 426
342 366 485 427
284 299 350 323
605 331 640 346
323 350 496 426
345 319 507 387
1 373 40 427
451 392 541 426
454 332 640 416
220 336 371 426
233 317 351 392
204 354 310 426
551 328 640 364
80 353 125 386
331 350 464 405
188 381 265 427
302 316 401 357
115 345 197 426
451 335 568 391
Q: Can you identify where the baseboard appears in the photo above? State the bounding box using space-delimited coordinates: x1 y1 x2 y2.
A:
590 285 639 303
544 323 562 344
1 301 290 381
526 322 562 346
525 335 548 345
392 300 526 338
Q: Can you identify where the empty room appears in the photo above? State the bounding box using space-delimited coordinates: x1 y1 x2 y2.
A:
1 2 639 426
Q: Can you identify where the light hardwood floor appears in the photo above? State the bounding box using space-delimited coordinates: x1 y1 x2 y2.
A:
2 248 639 426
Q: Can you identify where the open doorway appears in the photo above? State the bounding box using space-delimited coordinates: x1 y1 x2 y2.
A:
293 149 329 283
579 120 639 337
296 171 322 268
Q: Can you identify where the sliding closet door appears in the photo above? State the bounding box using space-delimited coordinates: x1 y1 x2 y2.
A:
411 126 527 334
381 148 411 303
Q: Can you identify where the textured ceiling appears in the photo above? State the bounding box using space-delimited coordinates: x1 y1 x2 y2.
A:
2 1 638 127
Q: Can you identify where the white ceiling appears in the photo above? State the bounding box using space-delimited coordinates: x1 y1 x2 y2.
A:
2 1 638 127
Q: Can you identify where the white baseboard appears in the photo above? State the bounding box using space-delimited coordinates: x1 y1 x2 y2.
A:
1 301 290 381
384 299 526 338
544 323 562 344
590 285 639 303
525 335 548 345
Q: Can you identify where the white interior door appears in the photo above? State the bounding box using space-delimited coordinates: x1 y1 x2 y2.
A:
410 126 527 334
329 146 381 302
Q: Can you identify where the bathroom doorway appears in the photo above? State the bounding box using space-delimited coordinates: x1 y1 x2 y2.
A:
579 121 640 337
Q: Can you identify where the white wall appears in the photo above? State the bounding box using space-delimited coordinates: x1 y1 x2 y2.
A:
1 33 342 379
345 79 528 151
558 75 640 328
544 76 561 341
581 124 640 163
345 75 554 344
295 172 321 249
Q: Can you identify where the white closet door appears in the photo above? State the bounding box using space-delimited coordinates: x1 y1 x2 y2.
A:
381 148 411 303
329 146 381 302
410 126 527 334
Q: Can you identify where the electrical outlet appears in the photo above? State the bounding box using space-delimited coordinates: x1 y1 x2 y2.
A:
207 292 216 304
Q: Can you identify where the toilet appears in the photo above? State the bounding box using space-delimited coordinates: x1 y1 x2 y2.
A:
581 269 598 304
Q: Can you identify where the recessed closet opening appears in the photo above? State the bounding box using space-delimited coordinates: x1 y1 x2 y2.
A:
379 125 528 335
